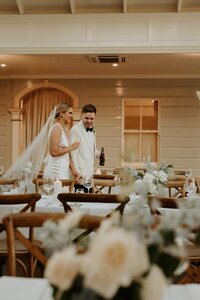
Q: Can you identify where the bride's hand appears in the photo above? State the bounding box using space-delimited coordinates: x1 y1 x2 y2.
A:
71 141 80 150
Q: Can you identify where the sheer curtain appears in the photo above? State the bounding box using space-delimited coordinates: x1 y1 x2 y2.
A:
124 133 157 162
21 88 73 152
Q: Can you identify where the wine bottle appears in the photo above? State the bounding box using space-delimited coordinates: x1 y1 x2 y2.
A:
99 147 105 166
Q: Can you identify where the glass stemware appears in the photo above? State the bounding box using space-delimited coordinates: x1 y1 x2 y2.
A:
184 178 197 198
43 178 54 195
185 169 192 179
83 176 93 193
0 165 4 176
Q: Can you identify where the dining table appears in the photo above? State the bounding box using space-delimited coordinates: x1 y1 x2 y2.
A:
0 276 199 300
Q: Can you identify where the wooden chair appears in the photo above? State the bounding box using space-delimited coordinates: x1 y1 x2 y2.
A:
58 193 129 243
147 195 200 284
165 180 186 197
33 178 74 194
2 212 103 276
58 192 129 217
0 193 41 276
93 174 116 194
0 178 18 193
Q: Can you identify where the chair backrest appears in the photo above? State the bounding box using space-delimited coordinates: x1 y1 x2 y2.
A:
0 193 41 233
93 175 116 193
165 180 186 197
58 192 129 217
147 195 179 210
33 178 74 194
2 212 103 276
93 174 115 180
0 178 18 193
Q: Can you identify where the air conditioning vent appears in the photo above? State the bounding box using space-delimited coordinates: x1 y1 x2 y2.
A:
89 55 126 64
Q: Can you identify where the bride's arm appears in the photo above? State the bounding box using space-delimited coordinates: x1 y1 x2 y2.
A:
50 125 79 157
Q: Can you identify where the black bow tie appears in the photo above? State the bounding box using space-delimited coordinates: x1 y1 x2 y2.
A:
86 127 93 132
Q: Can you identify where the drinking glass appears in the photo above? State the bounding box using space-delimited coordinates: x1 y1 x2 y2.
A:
83 176 93 193
43 178 54 195
184 178 197 198
185 169 192 178
0 165 4 176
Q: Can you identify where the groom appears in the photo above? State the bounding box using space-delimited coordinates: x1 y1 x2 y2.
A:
69 104 100 192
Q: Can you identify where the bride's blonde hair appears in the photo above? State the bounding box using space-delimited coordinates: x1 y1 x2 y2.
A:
55 103 71 119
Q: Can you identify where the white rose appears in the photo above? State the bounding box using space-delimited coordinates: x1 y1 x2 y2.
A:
134 179 149 195
82 228 149 299
157 170 168 182
45 246 81 291
143 173 155 184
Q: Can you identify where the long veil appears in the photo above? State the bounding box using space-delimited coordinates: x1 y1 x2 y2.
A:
3 107 57 179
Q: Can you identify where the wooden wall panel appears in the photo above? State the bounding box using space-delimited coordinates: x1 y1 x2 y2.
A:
0 77 200 175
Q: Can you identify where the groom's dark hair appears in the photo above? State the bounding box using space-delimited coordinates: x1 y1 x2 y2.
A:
82 104 97 114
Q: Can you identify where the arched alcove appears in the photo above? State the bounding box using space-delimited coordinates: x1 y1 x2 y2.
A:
14 81 79 108
9 80 80 163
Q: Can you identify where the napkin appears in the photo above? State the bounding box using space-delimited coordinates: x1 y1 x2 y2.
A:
0 276 52 300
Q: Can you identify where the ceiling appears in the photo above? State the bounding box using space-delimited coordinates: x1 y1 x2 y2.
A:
1 1 200 79
1 53 200 79
0 0 200 15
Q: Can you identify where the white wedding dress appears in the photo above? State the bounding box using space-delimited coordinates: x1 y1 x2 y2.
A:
43 123 70 179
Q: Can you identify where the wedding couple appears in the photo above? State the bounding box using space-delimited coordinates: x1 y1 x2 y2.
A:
3 102 101 191
43 103 100 189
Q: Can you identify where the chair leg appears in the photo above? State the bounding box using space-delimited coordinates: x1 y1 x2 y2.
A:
0 257 6 276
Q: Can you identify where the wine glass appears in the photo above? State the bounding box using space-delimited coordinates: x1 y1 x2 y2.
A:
185 169 192 179
83 176 93 193
43 177 54 195
184 178 197 198
0 165 4 176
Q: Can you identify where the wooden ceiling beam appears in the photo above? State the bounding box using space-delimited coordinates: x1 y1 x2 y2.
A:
123 0 128 13
16 0 25 14
70 0 75 14
177 0 183 12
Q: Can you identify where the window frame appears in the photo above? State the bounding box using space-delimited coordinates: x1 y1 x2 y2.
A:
121 98 160 167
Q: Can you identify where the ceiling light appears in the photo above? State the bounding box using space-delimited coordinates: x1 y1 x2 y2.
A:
112 63 118 67
0 63 6 68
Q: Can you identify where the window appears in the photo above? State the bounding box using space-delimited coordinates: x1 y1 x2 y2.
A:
122 99 159 165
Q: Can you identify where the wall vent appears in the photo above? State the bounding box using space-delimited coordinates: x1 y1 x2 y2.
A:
89 55 126 64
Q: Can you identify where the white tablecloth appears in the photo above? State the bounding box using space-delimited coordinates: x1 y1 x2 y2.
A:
0 276 199 300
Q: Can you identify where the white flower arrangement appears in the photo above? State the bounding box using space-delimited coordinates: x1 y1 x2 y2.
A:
43 202 200 300
125 163 168 196
44 213 167 300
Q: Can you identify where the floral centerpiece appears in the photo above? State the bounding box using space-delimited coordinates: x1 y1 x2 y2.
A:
123 161 171 196
43 198 200 300
18 161 35 193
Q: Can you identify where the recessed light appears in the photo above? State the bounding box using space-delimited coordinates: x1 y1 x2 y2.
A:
112 63 118 67
0 64 6 68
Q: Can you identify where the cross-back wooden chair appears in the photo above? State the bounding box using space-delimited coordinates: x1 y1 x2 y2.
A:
58 192 129 217
147 195 200 284
165 180 186 198
0 178 18 193
2 212 103 277
0 193 41 276
93 174 116 194
33 178 74 194
58 193 129 243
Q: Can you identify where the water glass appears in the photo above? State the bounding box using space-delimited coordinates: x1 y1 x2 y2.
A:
83 176 93 193
185 169 192 178
43 178 54 195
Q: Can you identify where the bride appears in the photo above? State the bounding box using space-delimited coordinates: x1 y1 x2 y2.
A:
43 103 79 179
3 103 79 181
